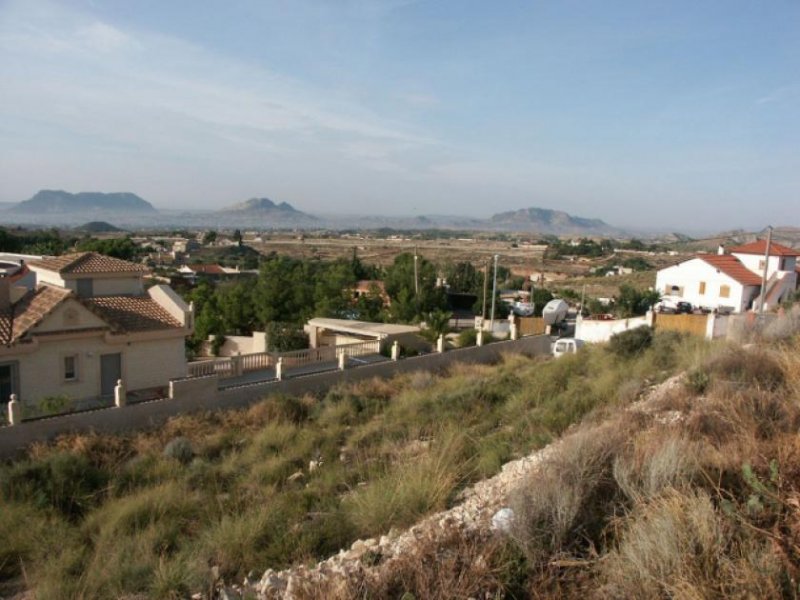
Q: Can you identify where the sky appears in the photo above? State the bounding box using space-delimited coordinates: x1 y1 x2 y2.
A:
0 0 798 232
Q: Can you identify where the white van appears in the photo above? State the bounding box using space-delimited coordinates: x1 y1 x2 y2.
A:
552 338 584 358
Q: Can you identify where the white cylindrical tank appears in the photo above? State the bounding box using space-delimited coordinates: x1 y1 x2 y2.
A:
542 299 569 326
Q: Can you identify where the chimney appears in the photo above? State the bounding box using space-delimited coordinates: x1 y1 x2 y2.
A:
0 276 10 311
717 244 725 255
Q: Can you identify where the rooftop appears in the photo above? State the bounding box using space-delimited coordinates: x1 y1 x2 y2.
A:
0 284 184 345
28 252 149 275
83 296 183 333
697 254 763 286
729 240 800 257
307 317 419 337
0 285 72 345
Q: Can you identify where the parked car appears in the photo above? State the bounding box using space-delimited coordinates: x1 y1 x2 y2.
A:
553 338 584 358
654 297 693 314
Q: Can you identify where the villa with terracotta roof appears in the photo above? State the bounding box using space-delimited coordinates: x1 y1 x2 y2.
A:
0 252 193 413
655 240 799 313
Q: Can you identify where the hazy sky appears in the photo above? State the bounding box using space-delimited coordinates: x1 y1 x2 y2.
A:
1 0 798 231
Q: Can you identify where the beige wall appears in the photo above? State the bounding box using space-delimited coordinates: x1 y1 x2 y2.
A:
33 268 69 289
29 267 142 296
91 277 143 296
32 299 107 333
14 335 186 406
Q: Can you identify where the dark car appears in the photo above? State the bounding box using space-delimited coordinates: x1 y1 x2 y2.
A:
675 301 693 314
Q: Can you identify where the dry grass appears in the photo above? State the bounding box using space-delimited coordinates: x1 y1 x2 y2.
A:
509 419 634 563
293 528 521 600
502 335 800 598
0 332 727 598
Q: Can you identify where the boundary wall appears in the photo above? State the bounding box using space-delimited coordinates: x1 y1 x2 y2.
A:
0 335 551 458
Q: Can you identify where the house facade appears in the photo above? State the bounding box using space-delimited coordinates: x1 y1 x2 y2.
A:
0 252 193 412
655 240 799 313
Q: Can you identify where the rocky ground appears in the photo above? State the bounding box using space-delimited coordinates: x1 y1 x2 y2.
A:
204 375 685 600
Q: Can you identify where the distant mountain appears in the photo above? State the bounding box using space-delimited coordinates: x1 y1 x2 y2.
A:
488 207 621 235
74 221 126 233
11 190 156 214
226 197 311 215
221 198 317 226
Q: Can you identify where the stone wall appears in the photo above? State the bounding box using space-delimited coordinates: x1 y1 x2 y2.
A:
0 335 551 458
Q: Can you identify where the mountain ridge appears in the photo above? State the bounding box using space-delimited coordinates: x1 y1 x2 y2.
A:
11 190 156 214
487 206 619 235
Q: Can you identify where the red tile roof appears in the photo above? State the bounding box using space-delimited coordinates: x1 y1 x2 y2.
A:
729 240 800 257
82 296 182 333
28 252 148 275
697 254 763 286
0 283 183 345
0 285 72 345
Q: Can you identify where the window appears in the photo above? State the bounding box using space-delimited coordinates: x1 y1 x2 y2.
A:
698 281 706 295
720 285 731 299
76 278 94 298
64 355 78 381
758 260 766 270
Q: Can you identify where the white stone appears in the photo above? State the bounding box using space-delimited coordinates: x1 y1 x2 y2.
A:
491 507 515 533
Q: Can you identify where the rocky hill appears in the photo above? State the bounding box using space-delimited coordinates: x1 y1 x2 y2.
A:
220 197 317 227
226 198 314 217
488 207 620 235
11 190 156 214
73 221 125 233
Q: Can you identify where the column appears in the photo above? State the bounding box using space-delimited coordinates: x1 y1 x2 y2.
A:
114 380 127 408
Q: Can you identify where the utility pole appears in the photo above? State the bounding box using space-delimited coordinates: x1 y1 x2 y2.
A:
413 246 420 316
481 260 489 327
490 254 499 331
580 284 586 316
758 226 773 314
413 246 419 296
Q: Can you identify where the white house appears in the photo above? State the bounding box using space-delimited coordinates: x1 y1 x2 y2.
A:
655 240 799 313
0 252 193 412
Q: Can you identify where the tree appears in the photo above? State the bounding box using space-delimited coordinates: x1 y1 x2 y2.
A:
531 288 554 316
614 284 659 318
232 229 243 247
424 309 452 339
443 261 482 294
253 256 315 325
354 283 386 322
216 279 257 335
313 260 357 318
202 230 218 245
75 236 137 260
384 253 446 322
265 322 308 352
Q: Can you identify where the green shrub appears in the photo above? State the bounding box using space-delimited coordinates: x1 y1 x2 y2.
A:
0 502 73 583
457 328 493 347
345 430 468 536
686 369 710 394
608 326 653 358
705 348 784 392
38 394 71 416
0 452 108 520
510 421 629 563
163 437 194 465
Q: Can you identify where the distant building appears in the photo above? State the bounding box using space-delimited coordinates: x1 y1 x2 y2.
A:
0 252 193 411
177 264 245 283
352 280 390 306
304 318 423 351
655 240 798 313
